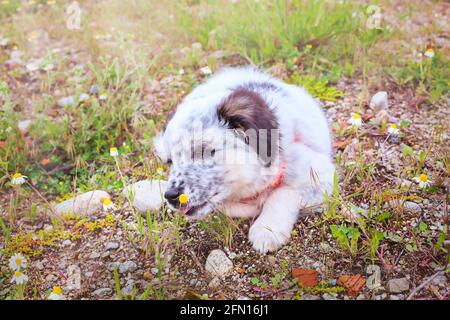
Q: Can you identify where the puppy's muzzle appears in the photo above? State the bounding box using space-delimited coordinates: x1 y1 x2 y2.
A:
164 187 183 207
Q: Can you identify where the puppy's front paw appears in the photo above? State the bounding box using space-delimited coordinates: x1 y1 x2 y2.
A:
248 224 290 254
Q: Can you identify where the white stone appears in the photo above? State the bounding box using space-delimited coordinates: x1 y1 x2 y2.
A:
57 96 75 107
93 288 112 297
208 277 221 289
62 240 72 247
370 91 388 111
119 261 137 274
388 278 410 293
403 201 422 214
105 242 119 250
205 249 233 276
18 120 32 133
121 180 167 213
54 190 110 216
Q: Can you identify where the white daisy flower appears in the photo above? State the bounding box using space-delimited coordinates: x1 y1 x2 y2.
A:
348 113 362 127
48 286 64 300
99 93 108 101
413 174 431 189
102 198 115 211
110 147 118 157
9 253 27 271
200 66 212 75
387 123 400 135
424 48 435 59
178 69 185 75
11 271 28 285
11 173 27 185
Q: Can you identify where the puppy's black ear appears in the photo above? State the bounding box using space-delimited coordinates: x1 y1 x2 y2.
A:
217 89 278 132
217 88 279 165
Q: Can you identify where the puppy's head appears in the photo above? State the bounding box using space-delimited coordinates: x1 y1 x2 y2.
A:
154 88 279 219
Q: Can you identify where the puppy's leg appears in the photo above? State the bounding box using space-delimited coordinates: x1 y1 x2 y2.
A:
249 147 335 254
221 202 259 218
248 187 300 253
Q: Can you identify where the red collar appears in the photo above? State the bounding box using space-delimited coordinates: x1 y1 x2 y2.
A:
239 161 287 204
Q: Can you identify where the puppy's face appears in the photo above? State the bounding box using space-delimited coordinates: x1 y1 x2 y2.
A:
154 88 279 220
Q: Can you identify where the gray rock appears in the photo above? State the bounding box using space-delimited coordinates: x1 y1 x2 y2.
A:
150 267 159 275
370 91 388 111
18 120 32 133
322 293 338 300
89 85 99 95
121 180 168 213
89 251 101 259
119 261 137 274
302 294 321 300
366 265 382 290
208 276 221 289
5 50 23 68
93 288 112 297
35 260 45 270
105 242 119 250
54 190 110 216
390 294 405 300
208 50 229 60
0 37 10 47
430 274 447 288
189 279 198 286
388 277 410 293
205 249 233 276
121 284 134 296
403 201 422 214
57 96 75 107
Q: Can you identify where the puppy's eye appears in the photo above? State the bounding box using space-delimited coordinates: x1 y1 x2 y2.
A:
210 149 216 157
167 158 172 164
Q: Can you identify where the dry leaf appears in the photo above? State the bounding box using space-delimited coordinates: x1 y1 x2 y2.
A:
334 139 351 150
292 268 319 288
236 267 245 274
40 158 51 165
337 274 366 296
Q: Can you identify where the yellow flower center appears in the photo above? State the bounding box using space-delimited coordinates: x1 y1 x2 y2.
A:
12 173 22 179
15 258 22 266
53 287 62 295
306 44 313 49
389 124 397 129
103 198 112 205
15 271 22 277
110 147 117 152
156 166 164 173
179 194 189 204
419 174 428 182
425 48 434 54
352 113 361 119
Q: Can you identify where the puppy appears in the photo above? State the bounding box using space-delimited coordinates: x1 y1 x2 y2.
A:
154 66 335 253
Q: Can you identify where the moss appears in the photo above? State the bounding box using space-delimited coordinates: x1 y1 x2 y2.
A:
288 75 345 102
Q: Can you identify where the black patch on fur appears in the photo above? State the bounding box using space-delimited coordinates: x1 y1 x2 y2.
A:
217 88 279 166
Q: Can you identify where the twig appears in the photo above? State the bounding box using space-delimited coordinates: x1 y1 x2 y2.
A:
406 270 445 300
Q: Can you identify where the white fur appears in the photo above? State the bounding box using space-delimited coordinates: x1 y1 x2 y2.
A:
155 66 335 254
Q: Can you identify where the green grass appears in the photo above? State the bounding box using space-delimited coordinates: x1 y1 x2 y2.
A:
0 0 449 300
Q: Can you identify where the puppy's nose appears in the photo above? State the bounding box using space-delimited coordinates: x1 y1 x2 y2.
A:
164 188 182 206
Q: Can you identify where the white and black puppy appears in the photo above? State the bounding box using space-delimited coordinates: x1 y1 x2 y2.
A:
154 66 335 253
